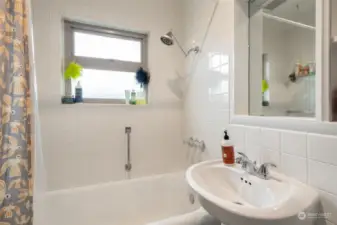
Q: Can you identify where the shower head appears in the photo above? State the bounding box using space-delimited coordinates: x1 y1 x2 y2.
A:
160 30 200 57
160 31 174 46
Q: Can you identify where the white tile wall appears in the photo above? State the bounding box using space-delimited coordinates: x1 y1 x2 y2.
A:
281 154 307 183
228 125 246 153
308 134 337 166
309 160 337 195
32 0 187 191
183 0 232 160
260 128 281 151
228 124 337 225
245 126 261 146
281 131 307 157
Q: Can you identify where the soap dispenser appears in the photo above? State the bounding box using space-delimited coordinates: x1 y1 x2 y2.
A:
221 130 235 166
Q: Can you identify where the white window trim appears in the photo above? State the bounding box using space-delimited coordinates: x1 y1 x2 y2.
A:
63 20 149 103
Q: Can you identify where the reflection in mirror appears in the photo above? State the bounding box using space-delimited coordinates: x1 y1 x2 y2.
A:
331 0 337 121
249 0 316 117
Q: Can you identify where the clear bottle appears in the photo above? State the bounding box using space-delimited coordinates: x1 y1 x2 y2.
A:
130 90 137 105
75 81 83 103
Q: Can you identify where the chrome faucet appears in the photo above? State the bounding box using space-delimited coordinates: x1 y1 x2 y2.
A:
236 152 277 180
236 152 257 175
256 163 277 180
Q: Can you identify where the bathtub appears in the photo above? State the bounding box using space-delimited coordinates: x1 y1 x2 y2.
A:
42 172 198 225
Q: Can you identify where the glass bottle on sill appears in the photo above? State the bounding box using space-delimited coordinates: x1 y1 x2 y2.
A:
75 81 83 103
136 90 147 105
130 90 137 105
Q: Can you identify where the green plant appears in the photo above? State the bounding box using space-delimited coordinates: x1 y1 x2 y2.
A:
64 62 83 80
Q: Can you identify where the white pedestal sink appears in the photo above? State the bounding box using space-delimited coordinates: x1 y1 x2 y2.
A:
186 160 321 225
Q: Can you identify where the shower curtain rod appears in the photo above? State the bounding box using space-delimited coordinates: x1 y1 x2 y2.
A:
262 12 316 31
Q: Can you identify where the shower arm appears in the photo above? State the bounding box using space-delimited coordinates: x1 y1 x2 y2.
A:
171 34 188 57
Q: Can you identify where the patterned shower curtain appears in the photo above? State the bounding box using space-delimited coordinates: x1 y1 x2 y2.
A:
0 0 33 224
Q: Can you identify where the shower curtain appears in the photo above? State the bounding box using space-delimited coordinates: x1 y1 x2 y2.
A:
0 0 33 224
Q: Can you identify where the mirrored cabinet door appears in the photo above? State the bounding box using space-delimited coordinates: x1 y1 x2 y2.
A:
331 0 337 121
249 0 316 117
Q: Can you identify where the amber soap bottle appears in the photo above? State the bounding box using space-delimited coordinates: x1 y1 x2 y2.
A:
221 131 235 165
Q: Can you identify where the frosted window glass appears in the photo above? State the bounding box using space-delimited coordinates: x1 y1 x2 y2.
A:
80 69 141 99
74 32 142 62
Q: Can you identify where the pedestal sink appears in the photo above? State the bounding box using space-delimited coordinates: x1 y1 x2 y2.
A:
186 160 320 225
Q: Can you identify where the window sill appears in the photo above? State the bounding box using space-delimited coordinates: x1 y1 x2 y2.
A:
61 102 149 107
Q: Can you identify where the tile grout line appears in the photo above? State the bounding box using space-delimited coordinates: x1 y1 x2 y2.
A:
317 187 337 198
308 158 337 168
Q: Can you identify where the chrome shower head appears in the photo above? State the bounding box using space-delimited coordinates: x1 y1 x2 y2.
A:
160 31 174 46
160 30 200 57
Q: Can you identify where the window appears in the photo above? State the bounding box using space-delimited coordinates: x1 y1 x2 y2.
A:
64 20 148 103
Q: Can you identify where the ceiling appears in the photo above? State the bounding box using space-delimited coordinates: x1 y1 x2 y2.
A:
250 0 316 26
271 0 315 26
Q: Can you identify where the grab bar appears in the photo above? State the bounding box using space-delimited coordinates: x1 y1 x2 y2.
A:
125 127 132 172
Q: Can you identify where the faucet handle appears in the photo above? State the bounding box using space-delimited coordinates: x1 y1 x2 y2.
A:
257 163 277 179
236 152 248 163
235 152 250 166
187 137 196 147
198 140 206 152
237 152 248 159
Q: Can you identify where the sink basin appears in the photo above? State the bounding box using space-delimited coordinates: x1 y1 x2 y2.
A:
186 160 320 225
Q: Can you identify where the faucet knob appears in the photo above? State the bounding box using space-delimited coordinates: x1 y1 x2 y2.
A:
187 137 195 147
257 163 277 179
235 152 248 164
238 152 248 160
198 140 206 152
237 152 248 159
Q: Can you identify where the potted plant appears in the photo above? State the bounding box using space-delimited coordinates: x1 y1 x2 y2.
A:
62 62 83 104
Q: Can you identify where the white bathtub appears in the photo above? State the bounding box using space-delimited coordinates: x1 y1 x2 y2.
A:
42 172 198 225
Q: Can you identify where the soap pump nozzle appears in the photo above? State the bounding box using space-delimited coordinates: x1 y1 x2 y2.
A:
224 130 230 140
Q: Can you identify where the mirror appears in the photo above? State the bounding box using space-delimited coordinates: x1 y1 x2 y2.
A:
249 0 316 117
331 0 337 121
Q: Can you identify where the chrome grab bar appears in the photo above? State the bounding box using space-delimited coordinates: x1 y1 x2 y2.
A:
125 127 132 172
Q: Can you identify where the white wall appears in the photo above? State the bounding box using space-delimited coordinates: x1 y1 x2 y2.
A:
249 10 264 116
250 14 316 117
234 0 249 115
31 0 186 191
261 24 316 116
284 27 316 114
263 21 288 104
183 0 232 160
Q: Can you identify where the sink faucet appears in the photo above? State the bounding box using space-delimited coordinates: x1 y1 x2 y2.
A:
236 152 277 180
236 152 257 175
256 163 277 180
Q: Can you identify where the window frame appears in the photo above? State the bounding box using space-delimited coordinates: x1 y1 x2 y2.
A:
63 20 149 104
